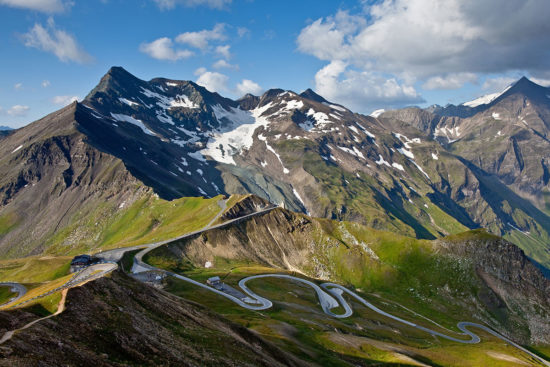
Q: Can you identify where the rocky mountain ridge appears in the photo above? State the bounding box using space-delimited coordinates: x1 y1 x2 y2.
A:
0 67 549 269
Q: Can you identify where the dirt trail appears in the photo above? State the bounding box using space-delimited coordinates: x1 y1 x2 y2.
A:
0 289 68 345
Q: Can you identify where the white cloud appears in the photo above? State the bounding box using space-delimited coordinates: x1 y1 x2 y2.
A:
0 0 71 13
153 0 230 10
236 79 262 96
7 105 30 116
237 27 250 38
22 18 92 63
139 37 194 61
298 1 550 91
42 79 50 87
212 59 238 70
530 78 550 87
175 23 226 50
195 69 228 93
14 83 23 91
314 60 424 113
481 76 517 92
52 95 78 105
215 44 231 59
423 73 478 90
194 67 207 76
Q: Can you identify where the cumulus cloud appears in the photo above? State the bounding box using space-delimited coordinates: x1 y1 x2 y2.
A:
298 0 550 96
153 0 230 10
7 105 30 117
195 69 228 93
42 80 50 87
236 79 262 96
139 37 194 61
314 60 424 113
215 44 231 59
22 18 92 63
14 83 23 91
212 59 238 70
237 27 250 38
52 95 78 105
0 0 71 13
175 23 226 50
423 73 478 90
530 78 550 87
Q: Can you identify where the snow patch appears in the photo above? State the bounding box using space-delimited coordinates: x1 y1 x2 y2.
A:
397 147 414 159
188 150 206 162
375 154 391 167
140 87 198 110
337 145 365 160
355 122 375 139
492 112 501 120
431 153 439 160
204 261 212 268
11 145 22 153
462 85 511 107
392 162 404 171
119 97 139 107
409 160 430 180
200 103 273 165
292 187 310 215
110 113 155 136
322 102 346 112
369 109 385 118
259 134 289 174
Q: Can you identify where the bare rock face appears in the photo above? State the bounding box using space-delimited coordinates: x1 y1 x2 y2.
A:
0 271 308 367
439 232 550 343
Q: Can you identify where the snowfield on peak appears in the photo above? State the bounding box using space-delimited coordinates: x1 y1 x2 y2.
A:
199 102 273 165
140 87 199 110
462 85 511 107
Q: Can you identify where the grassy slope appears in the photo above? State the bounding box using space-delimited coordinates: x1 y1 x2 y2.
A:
0 194 228 316
145 211 549 366
160 264 546 367
44 194 225 256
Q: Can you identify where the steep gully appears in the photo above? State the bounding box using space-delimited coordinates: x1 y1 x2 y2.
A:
1 200 549 365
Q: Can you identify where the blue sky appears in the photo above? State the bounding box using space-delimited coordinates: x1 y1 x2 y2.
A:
1 0 549 128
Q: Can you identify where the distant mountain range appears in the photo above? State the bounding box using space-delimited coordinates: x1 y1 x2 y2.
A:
0 126 12 131
0 67 549 270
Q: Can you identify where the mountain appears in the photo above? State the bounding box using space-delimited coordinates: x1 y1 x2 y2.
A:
0 68 549 270
1 68 550 365
382 77 550 266
0 126 13 139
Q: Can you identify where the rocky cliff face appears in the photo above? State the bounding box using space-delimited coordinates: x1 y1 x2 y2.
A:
439 232 550 343
0 271 307 367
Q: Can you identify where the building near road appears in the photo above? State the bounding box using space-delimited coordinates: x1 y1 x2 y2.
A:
70 254 96 272
207 276 221 288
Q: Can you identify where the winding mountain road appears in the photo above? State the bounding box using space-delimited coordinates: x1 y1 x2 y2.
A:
0 282 27 307
1 200 548 366
173 273 550 366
